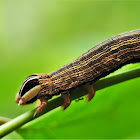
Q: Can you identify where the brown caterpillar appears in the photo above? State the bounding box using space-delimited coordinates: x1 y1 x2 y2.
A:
15 29 140 115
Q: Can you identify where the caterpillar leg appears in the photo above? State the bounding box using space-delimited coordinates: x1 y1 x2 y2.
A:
34 98 48 116
61 93 71 110
85 84 95 102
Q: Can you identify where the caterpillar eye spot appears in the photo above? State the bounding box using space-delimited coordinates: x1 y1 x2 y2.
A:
17 75 41 105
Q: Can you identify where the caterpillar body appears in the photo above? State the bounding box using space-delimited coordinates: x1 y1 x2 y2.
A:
16 29 140 115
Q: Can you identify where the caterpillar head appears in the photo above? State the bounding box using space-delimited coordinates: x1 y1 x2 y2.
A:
16 75 41 105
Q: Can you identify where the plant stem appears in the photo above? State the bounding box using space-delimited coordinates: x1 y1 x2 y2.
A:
0 117 11 125
0 67 140 138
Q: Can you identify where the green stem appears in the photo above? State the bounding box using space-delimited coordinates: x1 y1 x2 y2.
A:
0 67 140 138
0 117 11 125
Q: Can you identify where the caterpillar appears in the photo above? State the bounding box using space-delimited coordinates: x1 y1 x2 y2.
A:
15 29 140 115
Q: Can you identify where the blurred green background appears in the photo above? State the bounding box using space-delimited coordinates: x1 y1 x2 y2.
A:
0 0 140 139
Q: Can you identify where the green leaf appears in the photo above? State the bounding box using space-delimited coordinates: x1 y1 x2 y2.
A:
1 132 23 140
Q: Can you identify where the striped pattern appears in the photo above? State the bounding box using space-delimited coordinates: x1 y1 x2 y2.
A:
38 29 140 97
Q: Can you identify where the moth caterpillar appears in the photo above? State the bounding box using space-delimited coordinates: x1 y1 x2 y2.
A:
16 29 140 115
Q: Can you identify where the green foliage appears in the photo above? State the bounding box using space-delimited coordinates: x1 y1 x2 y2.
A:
0 0 140 139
